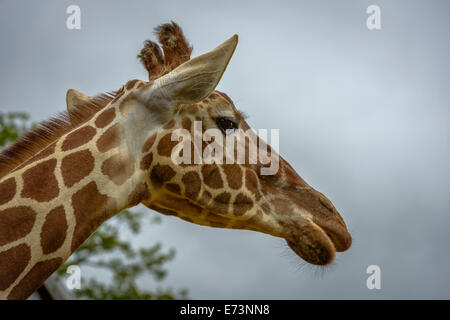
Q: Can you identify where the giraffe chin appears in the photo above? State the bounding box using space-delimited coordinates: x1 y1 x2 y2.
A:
285 224 336 266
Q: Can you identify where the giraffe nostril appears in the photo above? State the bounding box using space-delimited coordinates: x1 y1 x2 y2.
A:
318 196 347 227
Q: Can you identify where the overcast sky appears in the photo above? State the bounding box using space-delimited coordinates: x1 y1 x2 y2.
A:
1 0 449 299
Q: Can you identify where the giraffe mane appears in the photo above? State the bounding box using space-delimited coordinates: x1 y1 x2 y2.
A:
0 90 121 179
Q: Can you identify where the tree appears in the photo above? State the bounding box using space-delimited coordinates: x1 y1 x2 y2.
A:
0 111 187 300
57 209 187 299
0 112 30 146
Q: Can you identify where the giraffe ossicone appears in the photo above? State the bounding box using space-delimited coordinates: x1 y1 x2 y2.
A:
0 22 351 300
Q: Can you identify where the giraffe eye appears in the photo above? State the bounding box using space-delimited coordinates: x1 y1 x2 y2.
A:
215 117 238 134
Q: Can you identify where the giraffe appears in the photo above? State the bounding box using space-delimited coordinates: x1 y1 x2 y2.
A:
0 22 351 300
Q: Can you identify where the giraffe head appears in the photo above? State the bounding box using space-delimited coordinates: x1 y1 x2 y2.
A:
67 23 351 266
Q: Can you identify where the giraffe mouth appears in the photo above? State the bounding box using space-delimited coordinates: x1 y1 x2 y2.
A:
277 185 352 265
285 222 337 266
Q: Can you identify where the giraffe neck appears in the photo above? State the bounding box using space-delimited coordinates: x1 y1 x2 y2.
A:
0 88 153 299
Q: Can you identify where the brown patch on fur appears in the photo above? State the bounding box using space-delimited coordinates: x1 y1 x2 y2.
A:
182 171 201 200
181 117 192 131
21 159 59 202
140 152 154 170
214 192 231 204
0 177 16 206
95 107 116 128
7 257 63 300
142 133 157 153
245 169 260 200
208 92 220 100
128 182 150 207
163 120 176 129
0 92 117 180
166 183 181 195
61 125 96 152
71 182 116 251
0 206 36 246
40 206 67 254
96 123 124 153
157 133 178 157
213 192 231 214
101 153 136 186
223 164 242 189
202 164 223 189
174 137 195 168
0 244 31 291
61 150 95 187
185 104 199 114
150 164 176 187
233 193 254 216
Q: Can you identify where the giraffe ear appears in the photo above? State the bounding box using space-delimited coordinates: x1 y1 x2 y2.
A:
137 34 238 109
66 89 91 114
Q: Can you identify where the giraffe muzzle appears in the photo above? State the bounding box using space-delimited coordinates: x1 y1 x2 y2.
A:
285 214 352 265
285 221 336 266
314 219 352 253
286 209 352 266
277 188 352 265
